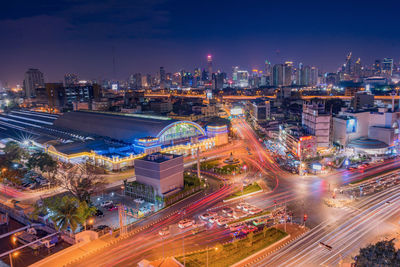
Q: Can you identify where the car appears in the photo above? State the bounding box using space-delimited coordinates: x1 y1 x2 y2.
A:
134 198 145 204
178 219 194 229
242 205 252 212
200 213 210 220
208 217 215 224
158 227 170 236
101 200 113 207
242 225 257 234
107 205 118 211
229 224 244 232
237 203 246 209
226 211 233 217
222 207 233 213
217 218 229 226
95 209 104 217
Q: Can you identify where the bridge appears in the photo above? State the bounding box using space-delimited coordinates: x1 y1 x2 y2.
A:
144 93 397 101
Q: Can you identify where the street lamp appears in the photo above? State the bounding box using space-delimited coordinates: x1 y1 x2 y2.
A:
9 251 19 267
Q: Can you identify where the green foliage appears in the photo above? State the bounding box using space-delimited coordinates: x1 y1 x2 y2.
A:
177 228 287 267
3 141 27 163
226 182 262 200
27 152 57 172
33 195 95 232
184 173 201 187
354 239 400 267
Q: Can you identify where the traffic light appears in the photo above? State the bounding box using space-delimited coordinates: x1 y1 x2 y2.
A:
303 214 308 222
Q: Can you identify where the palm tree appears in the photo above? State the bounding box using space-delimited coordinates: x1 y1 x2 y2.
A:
77 201 96 230
51 196 81 232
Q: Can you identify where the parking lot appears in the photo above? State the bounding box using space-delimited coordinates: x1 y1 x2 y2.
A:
89 189 162 229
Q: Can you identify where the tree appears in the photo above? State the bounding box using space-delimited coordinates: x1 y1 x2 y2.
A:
354 239 400 267
3 141 27 164
76 200 96 230
27 152 58 185
50 196 81 232
58 164 106 203
27 152 56 172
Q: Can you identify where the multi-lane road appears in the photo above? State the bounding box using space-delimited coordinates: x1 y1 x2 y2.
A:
71 118 400 266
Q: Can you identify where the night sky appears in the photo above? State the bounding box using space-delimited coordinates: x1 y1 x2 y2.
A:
1 0 400 86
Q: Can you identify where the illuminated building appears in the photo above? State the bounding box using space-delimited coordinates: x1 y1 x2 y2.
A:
249 98 270 123
133 153 184 199
333 107 400 155
283 62 293 86
159 67 166 89
207 55 213 80
302 101 332 148
382 58 394 77
0 110 228 171
23 68 45 98
272 64 284 86
279 124 317 159
64 74 78 86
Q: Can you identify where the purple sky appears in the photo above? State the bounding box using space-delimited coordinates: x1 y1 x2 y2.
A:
1 0 400 87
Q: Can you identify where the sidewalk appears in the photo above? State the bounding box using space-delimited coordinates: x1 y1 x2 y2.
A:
232 223 308 267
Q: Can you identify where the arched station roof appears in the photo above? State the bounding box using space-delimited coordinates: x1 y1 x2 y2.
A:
53 111 205 143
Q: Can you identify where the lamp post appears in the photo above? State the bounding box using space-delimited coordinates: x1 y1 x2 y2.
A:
9 251 19 267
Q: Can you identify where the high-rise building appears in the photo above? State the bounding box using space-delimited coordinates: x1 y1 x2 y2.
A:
272 64 284 86
207 55 213 81
64 73 78 86
283 62 293 86
129 73 142 89
237 70 249 88
265 60 272 77
344 52 352 75
353 58 362 79
382 58 394 77
23 68 45 98
310 67 318 86
159 67 166 89
302 101 332 148
45 83 65 110
298 64 311 86
373 59 381 75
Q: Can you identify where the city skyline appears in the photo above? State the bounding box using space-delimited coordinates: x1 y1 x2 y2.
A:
2 0 400 86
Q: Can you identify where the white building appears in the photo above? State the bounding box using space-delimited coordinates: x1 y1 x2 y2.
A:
302 102 332 148
333 107 400 155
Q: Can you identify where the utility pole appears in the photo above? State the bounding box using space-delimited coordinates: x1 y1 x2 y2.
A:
196 147 201 180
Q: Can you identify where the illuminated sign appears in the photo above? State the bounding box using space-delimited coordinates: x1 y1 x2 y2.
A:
300 136 313 142
346 118 357 133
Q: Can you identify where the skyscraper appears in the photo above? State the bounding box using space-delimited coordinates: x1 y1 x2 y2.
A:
298 64 311 86
283 61 293 86
207 55 213 80
23 68 44 98
265 60 272 77
272 64 284 87
310 67 318 86
382 58 393 77
373 59 381 75
344 52 352 75
159 67 166 89
353 58 362 79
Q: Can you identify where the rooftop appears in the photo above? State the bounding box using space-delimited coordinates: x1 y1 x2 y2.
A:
138 152 181 163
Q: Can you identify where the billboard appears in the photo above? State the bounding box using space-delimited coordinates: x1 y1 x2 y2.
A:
346 118 357 133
